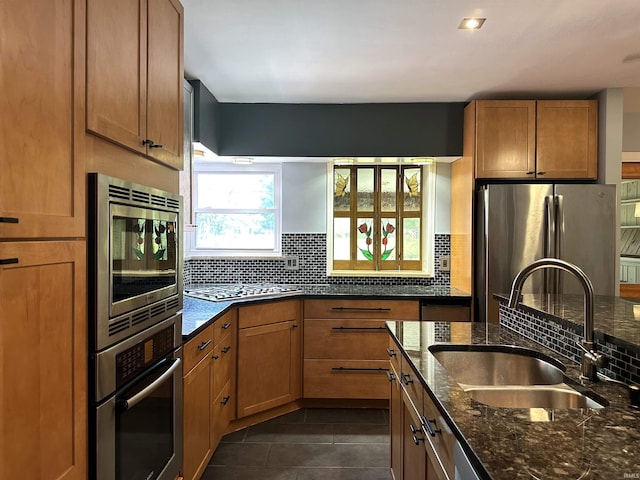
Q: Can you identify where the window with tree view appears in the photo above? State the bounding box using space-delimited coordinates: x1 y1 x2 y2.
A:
332 162 432 273
192 164 281 255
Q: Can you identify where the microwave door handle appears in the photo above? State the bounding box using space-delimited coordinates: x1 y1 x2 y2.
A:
117 358 181 411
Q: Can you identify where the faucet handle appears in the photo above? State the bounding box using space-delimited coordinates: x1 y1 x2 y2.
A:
576 340 609 369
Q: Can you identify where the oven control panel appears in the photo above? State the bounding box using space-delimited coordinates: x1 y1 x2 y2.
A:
115 325 174 387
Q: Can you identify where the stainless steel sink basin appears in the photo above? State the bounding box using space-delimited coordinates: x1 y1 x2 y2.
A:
463 385 607 409
429 344 566 386
429 344 608 409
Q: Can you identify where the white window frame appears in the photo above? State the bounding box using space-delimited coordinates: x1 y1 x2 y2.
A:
188 162 283 257
326 159 436 277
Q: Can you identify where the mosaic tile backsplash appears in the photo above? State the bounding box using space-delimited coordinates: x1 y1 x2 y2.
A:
499 303 640 386
184 233 451 287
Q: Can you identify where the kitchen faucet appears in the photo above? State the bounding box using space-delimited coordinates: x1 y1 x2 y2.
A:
507 258 608 382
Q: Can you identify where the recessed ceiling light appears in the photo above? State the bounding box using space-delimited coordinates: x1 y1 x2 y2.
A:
458 17 486 30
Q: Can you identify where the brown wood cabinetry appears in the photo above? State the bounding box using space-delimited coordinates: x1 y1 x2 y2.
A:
0 0 85 239
389 334 455 480
182 309 236 480
86 0 184 170
303 299 418 400
473 99 598 180
237 300 302 417
0 241 87 480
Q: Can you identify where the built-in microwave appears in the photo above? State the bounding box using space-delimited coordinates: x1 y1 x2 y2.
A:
89 173 183 351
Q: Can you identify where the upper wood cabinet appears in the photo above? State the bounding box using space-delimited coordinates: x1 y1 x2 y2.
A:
86 0 184 170
473 99 598 180
0 0 85 239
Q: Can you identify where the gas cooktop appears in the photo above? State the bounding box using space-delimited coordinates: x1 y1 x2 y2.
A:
184 284 302 302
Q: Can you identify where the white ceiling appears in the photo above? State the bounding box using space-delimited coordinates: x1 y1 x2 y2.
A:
183 0 640 104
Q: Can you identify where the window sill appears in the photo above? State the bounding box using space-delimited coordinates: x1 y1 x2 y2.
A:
184 253 284 261
328 269 434 278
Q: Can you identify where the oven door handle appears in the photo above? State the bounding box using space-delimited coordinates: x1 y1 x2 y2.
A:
116 358 181 411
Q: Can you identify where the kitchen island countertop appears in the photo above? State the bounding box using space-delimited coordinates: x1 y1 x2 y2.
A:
182 284 471 339
389 321 640 479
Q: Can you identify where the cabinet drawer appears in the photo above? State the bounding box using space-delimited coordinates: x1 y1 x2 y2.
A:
304 319 388 360
211 338 234 398
423 390 455 480
213 309 236 345
184 325 214 374
304 299 419 320
303 359 389 399
387 335 401 373
239 299 300 329
399 365 423 416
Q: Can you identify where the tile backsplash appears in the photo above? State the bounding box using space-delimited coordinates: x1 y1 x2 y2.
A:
499 303 640 386
184 233 450 287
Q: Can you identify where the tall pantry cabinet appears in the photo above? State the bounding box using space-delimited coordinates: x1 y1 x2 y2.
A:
0 1 87 479
1 0 183 477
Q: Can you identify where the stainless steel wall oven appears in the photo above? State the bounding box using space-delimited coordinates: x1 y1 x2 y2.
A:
89 173 183 480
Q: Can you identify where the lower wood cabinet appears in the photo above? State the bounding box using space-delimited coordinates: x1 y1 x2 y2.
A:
237 300 302 418
0 241 87 480
389 334 455 480
182 309 236 480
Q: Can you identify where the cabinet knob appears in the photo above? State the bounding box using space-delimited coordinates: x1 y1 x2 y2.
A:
386 348 397 357
221 346 231 354
400 372 413 385
221 395 231 406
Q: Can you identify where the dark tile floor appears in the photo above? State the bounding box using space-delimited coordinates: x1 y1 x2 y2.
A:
201 408 393 480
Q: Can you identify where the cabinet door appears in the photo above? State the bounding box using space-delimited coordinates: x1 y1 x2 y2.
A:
0 0 84 238
536 100 598 179
475 100 536 179
0 241 86 480
237 320 301 417
402 402 427 480
86 0 147 155
182 355 212 480
147 0 184 169
390 363 404 480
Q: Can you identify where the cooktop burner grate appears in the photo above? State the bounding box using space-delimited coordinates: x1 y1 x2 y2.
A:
184 284 302 302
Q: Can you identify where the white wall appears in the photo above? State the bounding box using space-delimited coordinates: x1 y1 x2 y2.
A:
282 161 452 234
623 112 640 152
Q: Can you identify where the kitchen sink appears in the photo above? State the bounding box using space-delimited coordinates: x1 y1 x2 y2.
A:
429 344 566 386
463 385 607 409
429 344 608 409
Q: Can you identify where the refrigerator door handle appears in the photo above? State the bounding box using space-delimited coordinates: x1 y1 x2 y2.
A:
544 195 555 293
482 187 490 323
555 194 564 293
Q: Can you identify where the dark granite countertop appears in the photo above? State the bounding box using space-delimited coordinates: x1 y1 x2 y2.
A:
388 321 640 479
495 293 640 352
182 284 471 339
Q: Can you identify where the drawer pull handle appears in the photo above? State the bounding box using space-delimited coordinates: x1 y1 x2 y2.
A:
220 395 230 406
400 373 413 385
422 416 441 437
221 322 232 330
331 307 391 312
331 326 387 332
0 217 19 223
386 371 396 382
537 171 546 175
331 367 388 373
0 258 19 265
221 346 231 354
212 354 219 360
409 425 424 445
386 348 397 357
197 339 212 351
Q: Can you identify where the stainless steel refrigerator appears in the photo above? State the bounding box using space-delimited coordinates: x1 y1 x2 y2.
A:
475 183 616 323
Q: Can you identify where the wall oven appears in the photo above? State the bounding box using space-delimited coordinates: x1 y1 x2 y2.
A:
89 173 184 480
89 173 182 351
94 314 183 480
